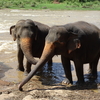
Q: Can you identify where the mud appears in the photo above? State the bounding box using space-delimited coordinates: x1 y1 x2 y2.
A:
0 9 100 100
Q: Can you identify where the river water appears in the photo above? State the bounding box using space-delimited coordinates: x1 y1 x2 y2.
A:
0 9 100 86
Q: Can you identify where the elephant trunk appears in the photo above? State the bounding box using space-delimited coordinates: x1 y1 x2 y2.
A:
20 37 38 64
18 42 55 91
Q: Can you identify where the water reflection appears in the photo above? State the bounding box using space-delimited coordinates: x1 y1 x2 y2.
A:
35 62 74 85
35 62 100 86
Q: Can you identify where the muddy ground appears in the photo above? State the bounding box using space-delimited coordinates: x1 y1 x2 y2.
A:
0 9 100 100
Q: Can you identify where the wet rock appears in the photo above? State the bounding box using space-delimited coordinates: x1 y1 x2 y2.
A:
30 90 51 98
29 89 70 100
22 95 49 100
22 95 33 100
2 91 12 94
0 93 15 100
29 90 38 95
45 89 69 97
33 98 50 100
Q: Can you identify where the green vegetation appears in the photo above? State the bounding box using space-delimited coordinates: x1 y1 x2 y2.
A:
0 0 100 10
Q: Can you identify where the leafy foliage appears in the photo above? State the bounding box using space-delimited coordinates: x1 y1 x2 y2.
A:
0 0 100 10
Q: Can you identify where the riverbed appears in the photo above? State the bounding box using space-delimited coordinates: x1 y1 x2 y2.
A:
0 9 100 100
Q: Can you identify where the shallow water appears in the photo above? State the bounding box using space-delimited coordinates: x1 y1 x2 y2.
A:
0 9 100 86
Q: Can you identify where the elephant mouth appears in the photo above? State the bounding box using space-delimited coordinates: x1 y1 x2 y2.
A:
53 42 66 55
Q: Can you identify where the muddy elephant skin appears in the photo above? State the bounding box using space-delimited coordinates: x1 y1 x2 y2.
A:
18 21 100 91
10 19 52 74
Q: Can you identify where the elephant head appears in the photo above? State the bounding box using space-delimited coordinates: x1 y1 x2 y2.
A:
18 26 81 91
10 19 38 64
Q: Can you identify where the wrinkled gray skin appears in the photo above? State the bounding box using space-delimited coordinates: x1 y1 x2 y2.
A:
18 21 100 91
10 19 52 75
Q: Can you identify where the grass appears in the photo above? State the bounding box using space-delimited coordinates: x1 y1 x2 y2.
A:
0 0 100 10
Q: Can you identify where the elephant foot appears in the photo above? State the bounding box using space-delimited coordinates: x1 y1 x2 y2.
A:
24 71 29 76
24 69 31 76
87 69 97 78
62 78 72 85
87 69 92 75
88 74 97 80
76 80 85 85
17 67 24 72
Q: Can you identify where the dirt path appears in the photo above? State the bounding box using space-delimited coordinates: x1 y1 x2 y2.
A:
0 9 100 100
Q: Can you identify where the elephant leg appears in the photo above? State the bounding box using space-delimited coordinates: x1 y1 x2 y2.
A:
24 61 32 75
47 58 53 67
17 48 24 72
88 66 92 74
74 60 84 84
88 57 99 80
61 55 73 84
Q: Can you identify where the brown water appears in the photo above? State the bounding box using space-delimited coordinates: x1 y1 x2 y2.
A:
0 9 100 86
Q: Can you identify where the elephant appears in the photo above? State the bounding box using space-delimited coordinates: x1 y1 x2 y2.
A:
18 21 100 91
10 19 52 74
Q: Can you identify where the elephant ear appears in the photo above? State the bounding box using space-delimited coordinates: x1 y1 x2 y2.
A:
67 32 81 54
10 25 16 41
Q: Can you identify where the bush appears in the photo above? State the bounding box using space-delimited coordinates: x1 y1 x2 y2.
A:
0 0 99 10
